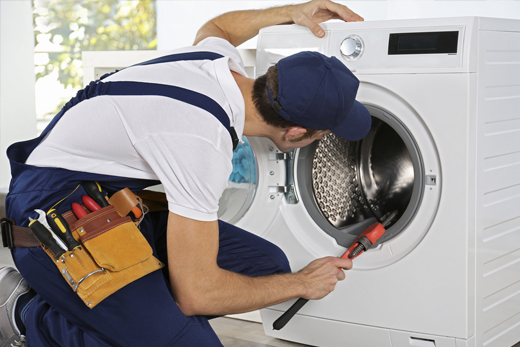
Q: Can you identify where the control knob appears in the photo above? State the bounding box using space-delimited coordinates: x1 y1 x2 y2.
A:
340 35 364 60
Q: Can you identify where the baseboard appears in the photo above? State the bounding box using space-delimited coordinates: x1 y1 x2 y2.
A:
226 311 262 323
0 188 6 219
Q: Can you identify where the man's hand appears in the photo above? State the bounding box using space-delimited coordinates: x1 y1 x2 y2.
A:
297 256 353 300
291 0 363 38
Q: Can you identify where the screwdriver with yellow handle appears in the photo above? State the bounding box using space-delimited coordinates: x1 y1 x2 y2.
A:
46 209 81 251
29 219 66 260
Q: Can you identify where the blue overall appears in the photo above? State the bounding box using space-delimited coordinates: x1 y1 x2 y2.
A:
5 52 290 346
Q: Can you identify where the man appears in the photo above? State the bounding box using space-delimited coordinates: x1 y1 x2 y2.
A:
0 1 370 346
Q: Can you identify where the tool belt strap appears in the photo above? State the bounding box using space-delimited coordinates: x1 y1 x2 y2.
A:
1 218 39 248
1 207 93 249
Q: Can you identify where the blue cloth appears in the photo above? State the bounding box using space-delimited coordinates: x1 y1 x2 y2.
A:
229 138 257 185
5 51 290 346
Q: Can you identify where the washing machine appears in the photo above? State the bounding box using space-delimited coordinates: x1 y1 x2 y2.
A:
217 17 520 347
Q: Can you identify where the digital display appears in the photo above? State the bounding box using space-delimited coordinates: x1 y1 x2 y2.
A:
388 31 458 55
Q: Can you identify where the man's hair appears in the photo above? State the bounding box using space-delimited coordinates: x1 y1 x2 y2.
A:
252 65 321 140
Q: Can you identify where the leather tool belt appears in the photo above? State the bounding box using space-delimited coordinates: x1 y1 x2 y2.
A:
1 190 168 249
1 188 168 308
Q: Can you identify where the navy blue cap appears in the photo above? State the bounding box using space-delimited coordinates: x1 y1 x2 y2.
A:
267 51 371 141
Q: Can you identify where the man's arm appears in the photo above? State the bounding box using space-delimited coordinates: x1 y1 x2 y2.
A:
167 212 352 316
193 0 363 47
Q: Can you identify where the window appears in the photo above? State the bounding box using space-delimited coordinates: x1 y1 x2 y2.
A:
33 0 157 132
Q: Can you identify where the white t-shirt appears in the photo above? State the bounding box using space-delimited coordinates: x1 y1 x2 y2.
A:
26 37 247 222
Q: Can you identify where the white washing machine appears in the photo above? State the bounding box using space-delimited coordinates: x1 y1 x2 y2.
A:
218 17 520 347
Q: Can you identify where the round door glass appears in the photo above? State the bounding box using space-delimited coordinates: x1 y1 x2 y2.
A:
297 105 424 248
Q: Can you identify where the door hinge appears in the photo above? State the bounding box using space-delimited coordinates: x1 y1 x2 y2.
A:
268 149 299 204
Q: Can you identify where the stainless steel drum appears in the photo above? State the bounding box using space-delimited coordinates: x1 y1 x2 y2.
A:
297 105 424 248
311 133 372 228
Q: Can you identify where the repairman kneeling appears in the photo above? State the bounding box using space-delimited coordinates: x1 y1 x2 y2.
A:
0 1 371 346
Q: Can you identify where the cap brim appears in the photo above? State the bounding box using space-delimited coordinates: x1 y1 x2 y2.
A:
331 101 372 141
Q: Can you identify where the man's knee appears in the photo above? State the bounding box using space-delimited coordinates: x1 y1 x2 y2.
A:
265 242 291 274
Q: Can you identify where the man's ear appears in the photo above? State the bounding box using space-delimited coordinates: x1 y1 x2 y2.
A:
284 127 307 141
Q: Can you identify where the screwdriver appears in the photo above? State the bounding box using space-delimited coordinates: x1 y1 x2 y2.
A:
29 219 66 260
129 205 143 220
82 181 109 208
46 209 81 251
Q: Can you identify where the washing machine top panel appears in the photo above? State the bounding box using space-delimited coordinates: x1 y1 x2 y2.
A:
256 17 487 76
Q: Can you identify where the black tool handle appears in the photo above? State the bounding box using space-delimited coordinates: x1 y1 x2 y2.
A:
272 298 309 330
46 209 81 251
29 220 66 260
82 181 109 207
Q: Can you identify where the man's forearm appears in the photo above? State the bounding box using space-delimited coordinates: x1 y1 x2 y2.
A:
167 212 305 316
194 1 362 46
194 6 296 47
174 256 349 316
177 268 305 316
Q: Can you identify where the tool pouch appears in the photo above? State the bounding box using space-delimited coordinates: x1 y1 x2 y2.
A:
42 205 163 308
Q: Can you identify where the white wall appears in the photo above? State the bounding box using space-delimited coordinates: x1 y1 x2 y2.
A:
157 0 520 50
0 1 36 191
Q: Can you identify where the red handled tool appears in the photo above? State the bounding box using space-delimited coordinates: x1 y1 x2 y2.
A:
71 202 87 219
130 206 143 220
81 195 101 212
341 223 386 260
272 211 398 331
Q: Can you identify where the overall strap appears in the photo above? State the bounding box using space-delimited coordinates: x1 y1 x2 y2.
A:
133 51 226 67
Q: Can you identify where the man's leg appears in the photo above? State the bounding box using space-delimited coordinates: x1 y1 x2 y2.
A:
216 220 292 277
150 214 292 287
